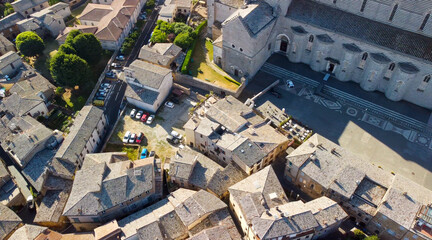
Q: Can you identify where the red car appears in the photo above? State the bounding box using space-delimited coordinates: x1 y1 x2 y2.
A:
136 132 144 144
140 112 149 122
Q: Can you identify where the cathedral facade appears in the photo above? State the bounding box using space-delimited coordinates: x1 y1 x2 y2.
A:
208 0 432 109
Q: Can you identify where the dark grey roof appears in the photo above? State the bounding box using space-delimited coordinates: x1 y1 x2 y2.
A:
125 83 160 105
398 62 420 73
174 190 227 227
21 148 56 192
64 159 154 216
137 221 164 240
33 185 72 223
239 2 276 36
8 224 46 240
316 34 334 43
127 60 172 89
291 25 308 34
12 0 48 12
189 226 233 240
54 106 104 164
232 139 267 168
0 51 21 72
48 158 76 180
370 53 391 64
286 0 432 62
342 43 362 52
0 204 22 240
0 13 24 31
207 162 248 197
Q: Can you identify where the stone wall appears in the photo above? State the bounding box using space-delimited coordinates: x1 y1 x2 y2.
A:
173 73 246 98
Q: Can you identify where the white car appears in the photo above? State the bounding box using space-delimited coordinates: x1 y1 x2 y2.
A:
170 130 182 140
130 109 137 118
129 133 136 143
286 80 294 88
146 115 155 124
123 131 131 143
135 110 143 120
165 101 174 108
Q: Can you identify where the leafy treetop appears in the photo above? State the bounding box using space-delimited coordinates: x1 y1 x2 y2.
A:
16 31 45 57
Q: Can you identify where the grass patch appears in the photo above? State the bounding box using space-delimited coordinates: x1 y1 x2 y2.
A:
32 38 60 81
43 109 71 131
71 0 90 17
104 143 140 160
189 37 239 90
205 40 213 62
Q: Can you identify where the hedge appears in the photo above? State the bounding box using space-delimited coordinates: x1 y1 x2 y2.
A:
181 20 207 74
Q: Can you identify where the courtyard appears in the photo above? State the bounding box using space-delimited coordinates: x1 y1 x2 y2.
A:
240 54 432 190
105 95 197 162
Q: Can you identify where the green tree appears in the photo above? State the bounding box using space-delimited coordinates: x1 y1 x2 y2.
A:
3 3 14 16
72 33 102 64
16 31 44 57
171 22 192 35
58 43 76 55
145 0 155 9
48 0 60 5
174 32 193 50
150 29 167 43
65 29 81 44
50 52 90 87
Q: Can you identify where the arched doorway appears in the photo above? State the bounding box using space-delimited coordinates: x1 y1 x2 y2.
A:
275 34 290 53
216 56 222 66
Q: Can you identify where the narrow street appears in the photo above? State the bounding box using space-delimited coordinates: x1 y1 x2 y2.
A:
125 5 161 67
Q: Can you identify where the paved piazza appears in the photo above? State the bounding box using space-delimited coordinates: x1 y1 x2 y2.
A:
240 54 432 190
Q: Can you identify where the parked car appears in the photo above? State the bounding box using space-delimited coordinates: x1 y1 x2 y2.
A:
170 130 182 140
286 80 294 88
166 135 180 145
130 109 137 118
96 91 107 97
140 148 148 159
136 132 144 144
111 63 122 69
95 96 105 100
165 101 174 108
101 83 111 88
140 112 149 122
149 151 155 157
116 55 125 61
123 131 131 143
129 133 136 143
106 71 116 78
146 115 154 124
135 110 143 120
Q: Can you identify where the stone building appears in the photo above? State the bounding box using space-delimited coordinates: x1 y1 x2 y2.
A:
0 35 15 55
63 154 163 231
210 0 432 109
228 165 348 240
184 95 290 175
285 133 432 240
106 188 241 239
123 60 173 113
169 147 247 198
11 0 49 18
57 0 145 50
54 105 108 169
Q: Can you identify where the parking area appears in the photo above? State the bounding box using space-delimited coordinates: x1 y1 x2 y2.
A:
105 95 197 162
